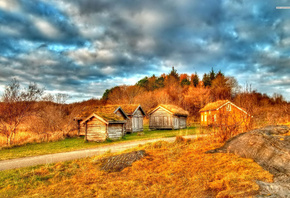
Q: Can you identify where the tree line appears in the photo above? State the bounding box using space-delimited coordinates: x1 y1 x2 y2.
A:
102 67 289 125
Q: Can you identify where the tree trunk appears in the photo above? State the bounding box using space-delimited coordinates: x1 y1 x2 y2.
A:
7 132 14 146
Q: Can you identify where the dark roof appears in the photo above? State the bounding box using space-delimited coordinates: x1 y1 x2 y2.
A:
120 104 146 116
149 104 189 116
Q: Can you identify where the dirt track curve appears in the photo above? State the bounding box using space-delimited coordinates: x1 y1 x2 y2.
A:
0 135 204 171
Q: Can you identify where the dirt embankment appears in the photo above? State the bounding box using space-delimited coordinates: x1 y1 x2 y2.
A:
207 125 290 198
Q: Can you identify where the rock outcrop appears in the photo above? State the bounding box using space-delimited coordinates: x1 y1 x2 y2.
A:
96 150 146 172
206 125 290 198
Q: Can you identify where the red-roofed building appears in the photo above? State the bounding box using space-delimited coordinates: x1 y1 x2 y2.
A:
200 100 251 130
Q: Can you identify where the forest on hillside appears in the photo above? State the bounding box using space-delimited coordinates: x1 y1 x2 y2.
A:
0 68 289 147
102 67 289 123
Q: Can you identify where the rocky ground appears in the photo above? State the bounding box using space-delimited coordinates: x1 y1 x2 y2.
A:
95 150 147 172
207 125 290 198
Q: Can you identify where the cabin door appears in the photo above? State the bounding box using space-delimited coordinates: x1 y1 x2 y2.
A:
134 116 143 131
174 117 179 129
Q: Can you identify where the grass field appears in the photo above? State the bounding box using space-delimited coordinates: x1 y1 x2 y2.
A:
0 137 272 198
0 126 199 161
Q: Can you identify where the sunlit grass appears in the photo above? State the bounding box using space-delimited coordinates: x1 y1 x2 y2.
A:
0 126 199 160
0 138 272 198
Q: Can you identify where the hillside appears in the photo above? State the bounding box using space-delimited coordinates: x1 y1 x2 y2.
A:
102 68 289 122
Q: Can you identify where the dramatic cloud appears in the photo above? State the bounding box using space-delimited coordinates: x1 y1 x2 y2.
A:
0 0 289 102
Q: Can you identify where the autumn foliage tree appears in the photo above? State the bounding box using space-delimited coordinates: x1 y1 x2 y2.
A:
0 79 43 146
101 67 289 127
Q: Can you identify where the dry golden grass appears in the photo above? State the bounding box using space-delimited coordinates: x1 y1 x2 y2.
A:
0 137 273 198
0 130 76 148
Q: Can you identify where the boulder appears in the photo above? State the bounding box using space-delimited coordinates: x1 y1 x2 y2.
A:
206 125 290 197
96 150 146 172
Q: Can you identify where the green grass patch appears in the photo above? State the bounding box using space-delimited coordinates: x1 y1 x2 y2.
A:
0 126 199 161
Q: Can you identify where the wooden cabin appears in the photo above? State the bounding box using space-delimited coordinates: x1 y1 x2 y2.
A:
148 104 189 130
120 104 146 133
200 100 251 130
75 105 128 142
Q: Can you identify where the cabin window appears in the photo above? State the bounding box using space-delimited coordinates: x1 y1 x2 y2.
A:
204 115 207 122
201 115 203 122
209 111 211 115
214 114 217 122
226 104 231 111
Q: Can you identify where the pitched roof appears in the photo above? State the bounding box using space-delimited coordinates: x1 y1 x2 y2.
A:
76 105 127 122
200 100 249 115
200 100 229 112
149 104 189 116
120 104 146 116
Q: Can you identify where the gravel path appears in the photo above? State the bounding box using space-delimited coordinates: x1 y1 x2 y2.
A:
0 135 204 171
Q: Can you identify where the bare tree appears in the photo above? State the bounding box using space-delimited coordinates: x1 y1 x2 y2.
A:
36 93 76 139
54 93 70 104
0 79 43 146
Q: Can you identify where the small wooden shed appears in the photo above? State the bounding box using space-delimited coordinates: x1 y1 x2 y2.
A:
121 104 146 133
75 105 128 142
200 100 251 130
148 104 189 130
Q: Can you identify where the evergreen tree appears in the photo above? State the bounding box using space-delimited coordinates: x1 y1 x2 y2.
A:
209 67 216 82
192 72 199 87
168 66 179 81
102 89 111 100
202 73 211 87
155 76 165 88
181 78 191 87
137 77 149 89
165 66 180 86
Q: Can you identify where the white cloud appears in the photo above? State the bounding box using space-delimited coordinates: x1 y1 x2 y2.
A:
0 0 20 12
31 16 61 39
101 66 116 75
123 9 167 33
0 25 21 37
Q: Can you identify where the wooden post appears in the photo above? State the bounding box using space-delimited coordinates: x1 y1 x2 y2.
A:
84 122 88 142
77 120 80 136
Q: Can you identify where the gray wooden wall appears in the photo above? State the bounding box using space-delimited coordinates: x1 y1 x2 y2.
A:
149 108 173 129
108 123 124 139
149 108 187 130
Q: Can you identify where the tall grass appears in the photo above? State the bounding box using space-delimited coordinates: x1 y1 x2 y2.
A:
0 137 273 197
0 130 78 148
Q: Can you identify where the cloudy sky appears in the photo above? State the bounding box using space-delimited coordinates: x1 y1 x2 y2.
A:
0 0 289 102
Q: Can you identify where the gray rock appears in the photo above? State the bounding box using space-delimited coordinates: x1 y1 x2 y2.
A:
95 150 146 172
206 125 290 197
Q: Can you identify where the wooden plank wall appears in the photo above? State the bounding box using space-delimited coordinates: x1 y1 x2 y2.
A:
125 115 133 132
173 116 179 129
179 117 187 129
149 108 173 129
108 123 124 139
86 117 107 142
132 109 144 132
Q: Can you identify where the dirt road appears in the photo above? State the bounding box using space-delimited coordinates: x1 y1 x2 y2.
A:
0 135 203 171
